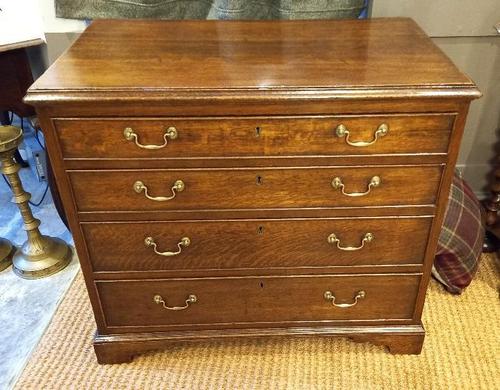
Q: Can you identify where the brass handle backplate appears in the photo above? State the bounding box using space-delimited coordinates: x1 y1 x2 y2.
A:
153 294 197 311
133 179 185 201
124 126 178 149
335 123 388 147
145 236 190 257
331 176 380 197
328 232 374 251
324 290 366 308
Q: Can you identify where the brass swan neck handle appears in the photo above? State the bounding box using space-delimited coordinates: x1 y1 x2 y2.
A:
324 290 366 308
153 294 197 311
327 232 374 251
144 236 190 257
124 126 178 150
331 176 380 197
133 179 185 201
335 123 388 147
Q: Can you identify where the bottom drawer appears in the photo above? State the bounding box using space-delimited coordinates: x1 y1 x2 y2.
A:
96 274 421 330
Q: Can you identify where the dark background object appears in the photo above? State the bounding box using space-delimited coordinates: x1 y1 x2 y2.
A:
0 48 36 118
483 152 500 252
55 0 367 20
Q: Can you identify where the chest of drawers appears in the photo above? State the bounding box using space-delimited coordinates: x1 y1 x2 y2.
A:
26 18 480 364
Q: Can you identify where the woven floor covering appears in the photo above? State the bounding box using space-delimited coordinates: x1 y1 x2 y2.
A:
15 254 499 390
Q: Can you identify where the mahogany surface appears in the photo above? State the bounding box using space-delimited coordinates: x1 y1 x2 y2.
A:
26 18 480 364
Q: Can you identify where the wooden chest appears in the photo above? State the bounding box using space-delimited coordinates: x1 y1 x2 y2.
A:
26 18 480 364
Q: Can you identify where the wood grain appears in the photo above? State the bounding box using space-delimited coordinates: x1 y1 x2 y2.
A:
36 98 467 117
54 114 454 159
82 217 432 272
96 273 422 330
68 165 443 212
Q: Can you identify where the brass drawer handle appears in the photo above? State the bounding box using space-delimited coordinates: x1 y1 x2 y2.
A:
331 176 380 197
133 179 185 201
123 126 178 149
324 290 366 308
327 232 374 251
153 294 197 311
335 123 388 147
145 236 190 257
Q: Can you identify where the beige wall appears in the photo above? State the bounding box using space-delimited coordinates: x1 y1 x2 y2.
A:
371 0 499 37
434 37 500 195
371 1 500 196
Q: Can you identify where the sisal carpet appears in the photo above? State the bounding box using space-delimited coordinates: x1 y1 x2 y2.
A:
15 255 500 390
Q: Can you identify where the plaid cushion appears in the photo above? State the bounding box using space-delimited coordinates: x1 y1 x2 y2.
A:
432 172 484 294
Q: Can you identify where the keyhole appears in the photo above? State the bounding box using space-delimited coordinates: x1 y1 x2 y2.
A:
258 226 264 235
260 282 264 288
256 175 263 185
255 126 261 137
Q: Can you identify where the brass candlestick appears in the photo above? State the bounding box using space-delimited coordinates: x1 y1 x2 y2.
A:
0 237 15 272
0 125 71 279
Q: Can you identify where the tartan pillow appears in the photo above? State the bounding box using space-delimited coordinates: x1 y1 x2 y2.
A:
432 172 484 294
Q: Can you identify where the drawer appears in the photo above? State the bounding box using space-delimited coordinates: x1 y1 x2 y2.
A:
96 274 421 329
83 217 432 272
54 114 454 159
69 166 442 212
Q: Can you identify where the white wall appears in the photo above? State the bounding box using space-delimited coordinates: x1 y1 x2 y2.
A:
38 0 87 33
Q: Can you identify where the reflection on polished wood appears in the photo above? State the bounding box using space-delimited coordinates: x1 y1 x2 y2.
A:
27 19 477 100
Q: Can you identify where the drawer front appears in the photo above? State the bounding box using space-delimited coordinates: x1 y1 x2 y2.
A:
55 114 454 159
83 217 432 272
69 166 442 212
96 274 421 329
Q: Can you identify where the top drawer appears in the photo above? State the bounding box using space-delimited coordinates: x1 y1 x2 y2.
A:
54 114 454 159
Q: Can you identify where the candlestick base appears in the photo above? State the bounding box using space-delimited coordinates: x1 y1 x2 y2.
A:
12 235 72 279
0 238 15 272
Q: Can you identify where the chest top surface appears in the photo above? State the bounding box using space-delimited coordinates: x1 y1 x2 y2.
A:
27 18 479 101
